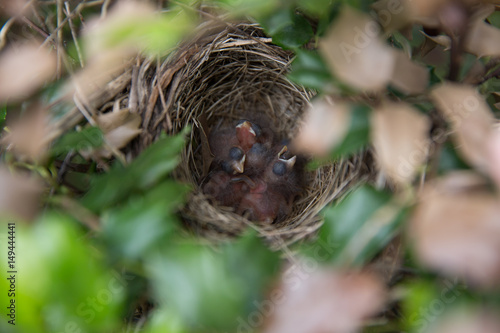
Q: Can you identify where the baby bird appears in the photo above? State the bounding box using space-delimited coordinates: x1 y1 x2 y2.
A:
202 171 253 208
238 145 302 223
208 123 246 174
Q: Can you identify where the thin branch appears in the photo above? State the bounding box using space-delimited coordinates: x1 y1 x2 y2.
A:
21 16 49 38
57 0 64 79
64 1 85 68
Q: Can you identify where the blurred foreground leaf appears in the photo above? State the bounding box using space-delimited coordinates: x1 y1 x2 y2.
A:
0 214 125 333
146 231 280 332
51 126 104 157
82 128 189 212
102 180 190 260
265 12 314 49
331 104 371 157
302 185 405 265
288 49 333 91
0 105 6 130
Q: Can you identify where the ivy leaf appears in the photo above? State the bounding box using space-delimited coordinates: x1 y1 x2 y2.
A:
288 49 333 91
331 104 371 158
302 186 405 266
51 127 104 157
0 105 6 130
102 180 190 260
147 231 280 332
270 13 314 49
81 128 189 212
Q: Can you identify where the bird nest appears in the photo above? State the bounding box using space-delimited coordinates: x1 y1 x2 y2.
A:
62 22 373 248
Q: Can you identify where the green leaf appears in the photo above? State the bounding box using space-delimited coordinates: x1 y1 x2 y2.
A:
88 8 197 57
81 128 189 212
331 104 371 157
212 0 280 19
488 11 500 29
288 49 334 91
102 180 190 260
0 214 125 333
437 142 471 174
271 13 314 49
146 231 280 332
51 126 104 156
298 0 336 16
260 8 293 36
0 104 6 130
302 185 404 266
142 308 188 333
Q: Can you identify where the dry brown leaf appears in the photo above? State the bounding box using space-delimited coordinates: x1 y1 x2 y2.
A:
0 105 52 161
0 0 29 16
430 83 495 171
87 109 142 158
292 97 351 157
487 127 500 188
372 0 413 32
420 31 451 50
0 41 56 102
0 166 43 221
371 101 430 185
390 49 429 94
410 172 500 288
319 7 394 91
465 19 500 57
262 268 385 333
407 0 449 17
427 309 500 333
68 49 135 102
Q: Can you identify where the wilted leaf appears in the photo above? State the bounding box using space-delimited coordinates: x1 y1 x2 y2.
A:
68 49 135 102
421 31 451 50
426 309 500 333
372 101 430 185
372 0 414 32
390 49 429 95
293 97 351 157
0 0 29 17
430 83 495 171
465 19 500 58
0 41 56 102
0 166 42 221
410 172 500 288
1 105 52 161
84 109 142 158
319 6 394 91
407 0 448 17
262 269 386 333
487 127 500 188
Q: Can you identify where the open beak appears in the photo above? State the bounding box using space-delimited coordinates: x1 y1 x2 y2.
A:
278 145 296 168
231 174 256 188
231 154 246 174
236 121 256 137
